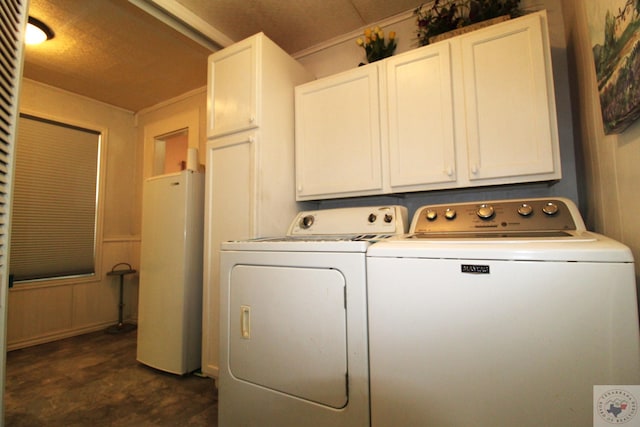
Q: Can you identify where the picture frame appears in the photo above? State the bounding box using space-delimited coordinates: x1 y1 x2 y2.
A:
586 0 640 134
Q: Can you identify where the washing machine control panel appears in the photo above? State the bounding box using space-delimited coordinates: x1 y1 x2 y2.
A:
412 198 583 234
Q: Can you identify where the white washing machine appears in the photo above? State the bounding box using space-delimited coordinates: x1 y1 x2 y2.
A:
218 205 408 427
367 198 640 427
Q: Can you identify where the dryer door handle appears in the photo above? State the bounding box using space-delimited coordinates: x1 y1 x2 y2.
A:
240 305 251 339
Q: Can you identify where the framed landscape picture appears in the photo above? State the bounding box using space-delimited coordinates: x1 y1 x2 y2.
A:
586 0 640 134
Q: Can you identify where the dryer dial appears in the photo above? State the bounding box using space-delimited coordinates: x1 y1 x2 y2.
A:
300 215 315 229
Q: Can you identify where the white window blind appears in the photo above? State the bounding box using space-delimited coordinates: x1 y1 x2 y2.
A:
10 114 100 282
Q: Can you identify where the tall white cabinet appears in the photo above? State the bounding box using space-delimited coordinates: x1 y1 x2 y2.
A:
202 33 313 378
295 10 561 200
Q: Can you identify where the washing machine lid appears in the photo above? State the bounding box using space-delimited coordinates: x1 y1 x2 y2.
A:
368 197 633 262
367 230 634 263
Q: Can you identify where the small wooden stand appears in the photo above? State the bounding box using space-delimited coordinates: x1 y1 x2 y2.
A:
105 263 137 334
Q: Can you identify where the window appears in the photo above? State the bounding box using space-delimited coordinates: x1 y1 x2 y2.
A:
10 114 101 282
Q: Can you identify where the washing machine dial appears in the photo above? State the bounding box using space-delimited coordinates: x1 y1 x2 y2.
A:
542 202 559 216
517 203 533 216
425 209 437 221
476 204 495 219
444 208 456 220
300 215 314 229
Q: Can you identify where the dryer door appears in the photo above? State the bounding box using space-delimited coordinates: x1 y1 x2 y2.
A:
228 265 348 408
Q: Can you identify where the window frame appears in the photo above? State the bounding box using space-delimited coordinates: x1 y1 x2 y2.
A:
11 109 107 289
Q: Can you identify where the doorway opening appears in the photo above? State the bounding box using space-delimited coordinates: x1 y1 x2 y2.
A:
143 108 200 179
153 128 188 176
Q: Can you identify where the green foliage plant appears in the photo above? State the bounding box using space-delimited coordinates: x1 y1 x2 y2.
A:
414 0 522 46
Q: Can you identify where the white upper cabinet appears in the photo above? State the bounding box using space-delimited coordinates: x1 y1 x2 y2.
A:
294 10 561 200
459 12 558 184
386 42 456 191
207 36 258 137
295 65 383 200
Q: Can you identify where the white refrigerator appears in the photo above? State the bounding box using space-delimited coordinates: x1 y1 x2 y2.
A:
137 170 204 375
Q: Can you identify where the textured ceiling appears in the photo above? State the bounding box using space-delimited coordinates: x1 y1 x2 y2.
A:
23 0 425 112
173 0 425 53
24 0 212 112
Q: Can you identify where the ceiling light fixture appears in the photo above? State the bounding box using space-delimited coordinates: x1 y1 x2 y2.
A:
26 16 55 45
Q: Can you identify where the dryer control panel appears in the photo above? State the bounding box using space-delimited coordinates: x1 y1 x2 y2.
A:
411 198 584 235
288 205 409 237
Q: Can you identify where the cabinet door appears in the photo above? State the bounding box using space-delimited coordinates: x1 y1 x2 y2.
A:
295 65 383 200
202 133 256 377
460 13 558 182
387 43 456 190
207 36 259 138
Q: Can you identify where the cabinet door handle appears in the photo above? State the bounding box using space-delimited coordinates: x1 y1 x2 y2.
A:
445 166 454 177
471 165 479 175
240 305 251 339
249 116 255 123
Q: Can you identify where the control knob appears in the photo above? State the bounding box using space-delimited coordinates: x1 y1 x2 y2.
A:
517 203 533 216
542 202 559 216
476 204 495 219
425 209 437 221
444 208 456 220
368 213 377 223
300 215 314 229
384 214 393 223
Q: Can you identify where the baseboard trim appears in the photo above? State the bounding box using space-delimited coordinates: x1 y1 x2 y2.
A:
7 319 138 351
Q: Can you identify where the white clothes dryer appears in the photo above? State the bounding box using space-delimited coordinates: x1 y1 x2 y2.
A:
218 205 408 427
366 198 640 427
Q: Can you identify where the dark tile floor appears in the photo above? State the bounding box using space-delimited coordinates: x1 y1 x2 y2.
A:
4 329 218 426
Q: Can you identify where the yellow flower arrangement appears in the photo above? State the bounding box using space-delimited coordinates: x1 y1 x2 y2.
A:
356 26 397 63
